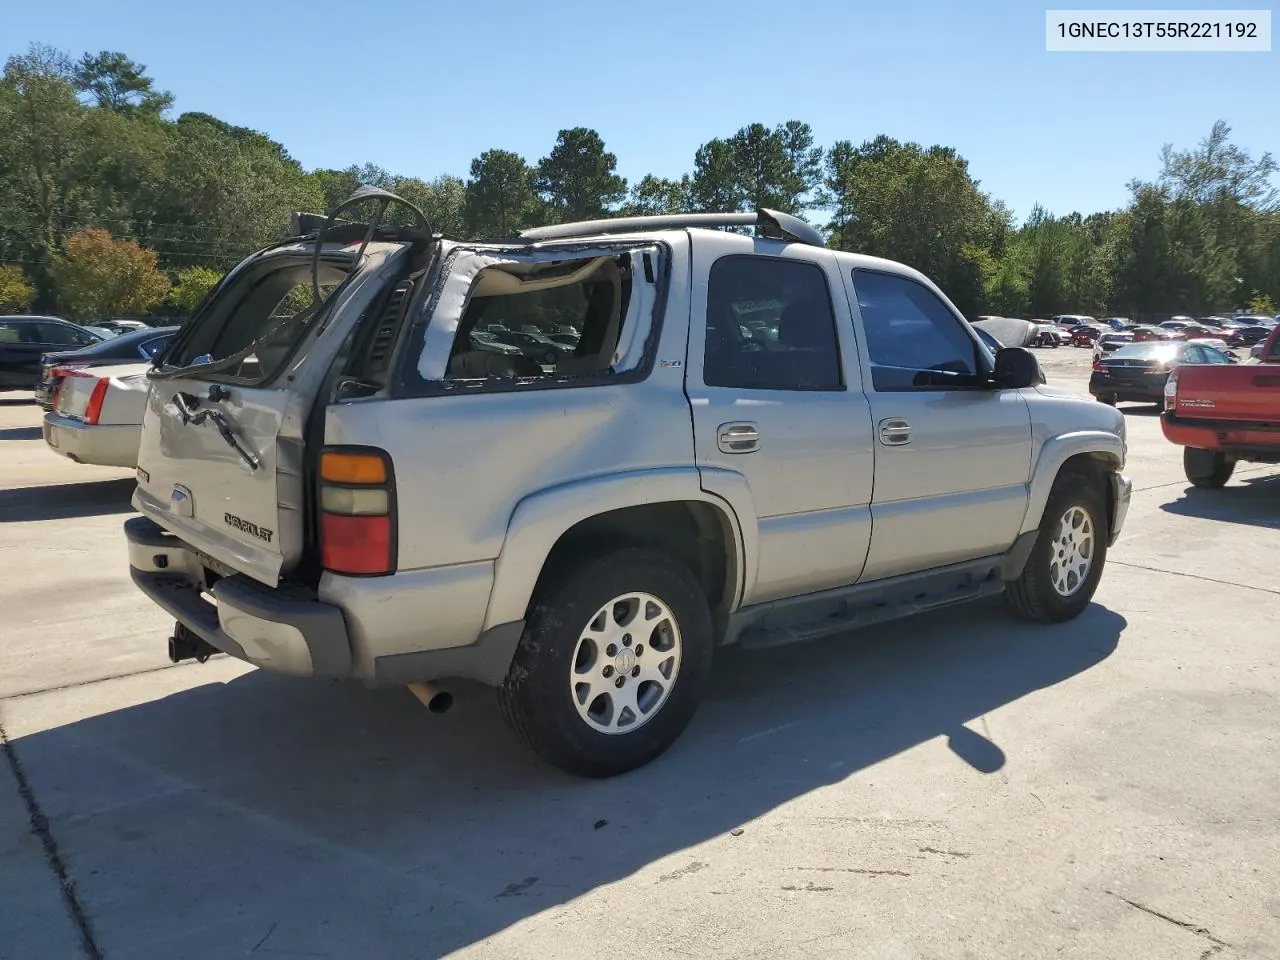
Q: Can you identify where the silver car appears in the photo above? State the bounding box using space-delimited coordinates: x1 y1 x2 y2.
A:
125 202 1132 777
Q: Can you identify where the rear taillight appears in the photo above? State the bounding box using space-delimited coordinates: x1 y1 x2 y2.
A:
82 377 110 425
318 447 395 575
1164 367 1179 411
1092 359 1105 371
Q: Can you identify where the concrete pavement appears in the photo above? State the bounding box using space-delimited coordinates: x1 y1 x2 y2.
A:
1 356 1277 960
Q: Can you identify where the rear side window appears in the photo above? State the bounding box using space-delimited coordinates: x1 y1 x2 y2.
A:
140 336 172 359
37 323 91 346
444 251 654 382
852 270 983 391
703 256 842 391
0 322 20 343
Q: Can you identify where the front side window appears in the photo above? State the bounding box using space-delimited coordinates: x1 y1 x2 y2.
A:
852 270 983 391
703 255 842 391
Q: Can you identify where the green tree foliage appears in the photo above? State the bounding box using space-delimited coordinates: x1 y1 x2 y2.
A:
0 265 36 312
1247 292 1276 315
2 42 1278 320
50 227 170 317
534 127 626 222
73 51 172 115
167 265 222 313
464 149 537 237
825 136 994 315
690 121 823 214
622 174 691 216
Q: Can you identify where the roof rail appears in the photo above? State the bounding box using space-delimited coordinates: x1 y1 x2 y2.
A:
518 208 824 247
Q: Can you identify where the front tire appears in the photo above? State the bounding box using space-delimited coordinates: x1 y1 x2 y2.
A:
498 547 714 778
1006 472 1109 623
1184 447 1235 489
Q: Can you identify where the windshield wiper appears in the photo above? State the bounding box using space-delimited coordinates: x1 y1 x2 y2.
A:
170 392 260 471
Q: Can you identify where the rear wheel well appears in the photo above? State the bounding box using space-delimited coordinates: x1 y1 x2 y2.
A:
533 502 738 641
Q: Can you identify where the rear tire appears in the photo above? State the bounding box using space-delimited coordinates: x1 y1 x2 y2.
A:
1098 394 1117 406
498 547 714 778
1006 472 1109 623
1184 447 1235 489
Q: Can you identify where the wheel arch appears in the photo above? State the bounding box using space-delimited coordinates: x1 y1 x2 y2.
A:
1020 432 1124 536
482 468 753 639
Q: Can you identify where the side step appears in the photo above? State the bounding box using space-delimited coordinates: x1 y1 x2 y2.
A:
732 557 1007 651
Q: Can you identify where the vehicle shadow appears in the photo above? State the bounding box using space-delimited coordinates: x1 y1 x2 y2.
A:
0 478 136 523
1159 472 1280 529
1117 404 1162 416
0 426 44 441
8 600 1125 959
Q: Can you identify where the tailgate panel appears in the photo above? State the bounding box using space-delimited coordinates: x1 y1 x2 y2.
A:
1175 365 1280 423
133 243 410 586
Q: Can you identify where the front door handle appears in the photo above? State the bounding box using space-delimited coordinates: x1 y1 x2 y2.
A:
878 418 912 446
717 421 760 454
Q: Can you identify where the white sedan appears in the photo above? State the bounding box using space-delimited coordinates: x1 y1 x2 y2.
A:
42 362 151 468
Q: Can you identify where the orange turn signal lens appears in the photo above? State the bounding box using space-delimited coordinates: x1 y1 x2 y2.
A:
321 451 388 485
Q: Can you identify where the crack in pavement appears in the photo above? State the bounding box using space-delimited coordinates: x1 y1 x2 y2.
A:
0 720 102 960
1107 890 1230 950
1 660 194 702
1109 560 1280 596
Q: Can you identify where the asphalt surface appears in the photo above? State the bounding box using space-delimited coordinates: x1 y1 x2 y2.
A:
1 351 1278 960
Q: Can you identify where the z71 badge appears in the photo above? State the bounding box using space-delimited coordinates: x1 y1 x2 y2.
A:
224 512 274 543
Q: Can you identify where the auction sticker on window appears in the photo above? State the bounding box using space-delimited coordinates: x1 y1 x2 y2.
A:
1046 10 1271 50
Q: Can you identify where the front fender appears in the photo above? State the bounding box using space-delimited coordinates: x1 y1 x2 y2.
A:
1019 430 1125 534
482 466 756 631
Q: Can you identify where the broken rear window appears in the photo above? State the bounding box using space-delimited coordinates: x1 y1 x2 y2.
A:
163 259 346 384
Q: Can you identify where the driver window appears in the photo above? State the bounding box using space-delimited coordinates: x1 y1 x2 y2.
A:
852 270 983 391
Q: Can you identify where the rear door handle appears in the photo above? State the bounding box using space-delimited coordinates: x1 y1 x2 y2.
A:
717 421 760 454
878 418 912 446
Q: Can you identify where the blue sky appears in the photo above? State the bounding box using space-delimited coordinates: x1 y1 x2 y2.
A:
5 0 1275 223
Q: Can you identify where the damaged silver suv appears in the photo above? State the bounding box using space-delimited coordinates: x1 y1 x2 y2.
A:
126 191 1131 777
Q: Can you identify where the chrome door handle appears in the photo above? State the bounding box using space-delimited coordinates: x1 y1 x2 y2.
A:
878 418 912 446
717 421 760 454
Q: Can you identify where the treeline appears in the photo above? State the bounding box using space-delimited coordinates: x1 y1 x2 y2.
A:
1 43 1277 321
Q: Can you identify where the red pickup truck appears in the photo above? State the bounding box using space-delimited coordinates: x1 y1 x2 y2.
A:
1161 324 1280 487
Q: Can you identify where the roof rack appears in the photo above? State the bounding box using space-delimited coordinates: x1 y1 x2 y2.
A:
518 207 825 248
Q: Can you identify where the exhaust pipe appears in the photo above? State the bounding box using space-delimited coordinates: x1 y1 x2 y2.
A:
168 623 219 664
407 681 454 714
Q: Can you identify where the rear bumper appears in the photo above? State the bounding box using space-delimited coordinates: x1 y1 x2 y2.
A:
124 516 521 686
1089 371 1167 400
1161 413 1280 462
43 413 140 468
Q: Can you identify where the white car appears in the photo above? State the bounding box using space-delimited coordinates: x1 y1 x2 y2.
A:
42 362 151 468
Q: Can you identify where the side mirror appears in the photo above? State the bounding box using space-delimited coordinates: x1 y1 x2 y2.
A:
993 347 1041 389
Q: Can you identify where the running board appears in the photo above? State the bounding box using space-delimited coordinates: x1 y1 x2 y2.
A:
730 555 1008 651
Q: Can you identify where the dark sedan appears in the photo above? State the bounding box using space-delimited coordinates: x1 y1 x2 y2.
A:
0 316 104 391
34 326 178 409
1089 340 1234 406
1225 324 1272 346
